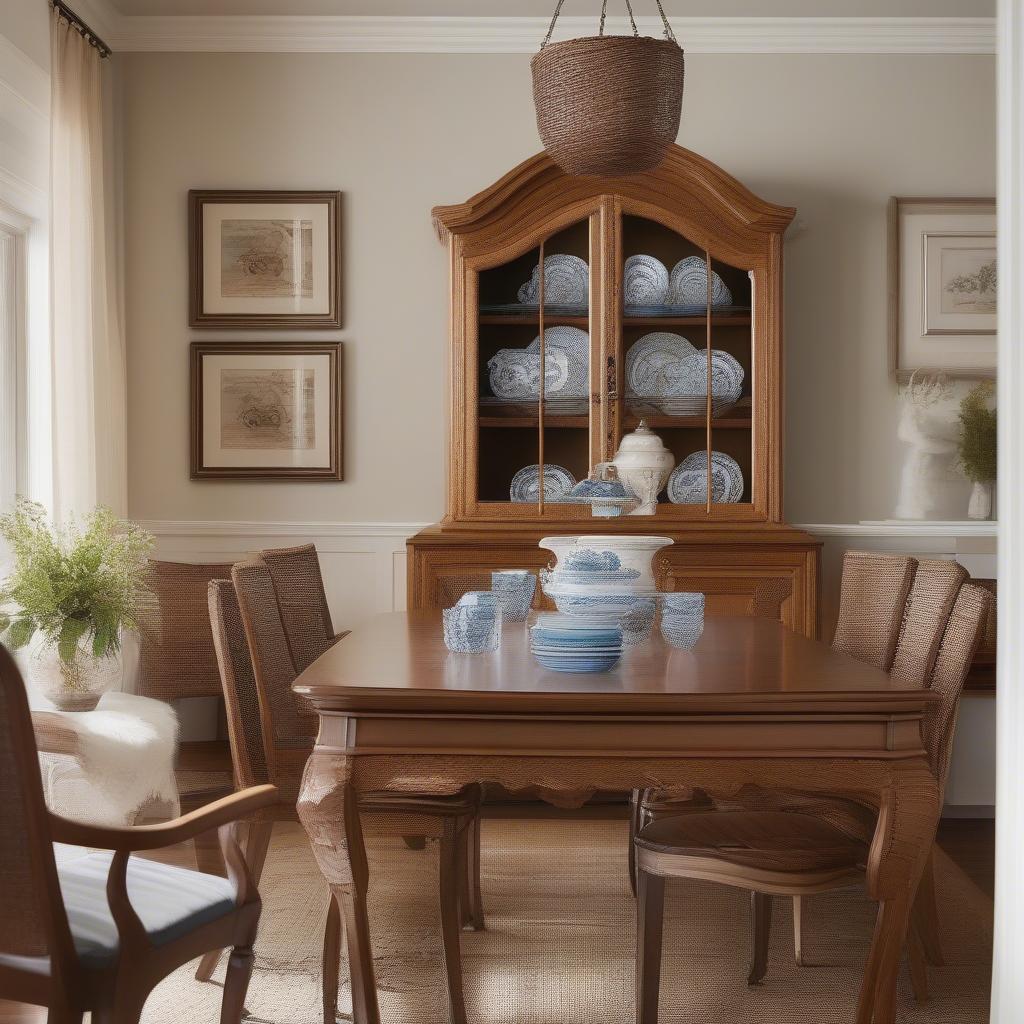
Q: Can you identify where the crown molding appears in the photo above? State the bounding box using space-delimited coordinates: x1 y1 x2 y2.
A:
103 15 995 56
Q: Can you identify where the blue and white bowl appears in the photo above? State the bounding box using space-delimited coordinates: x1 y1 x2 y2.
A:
660 592 704 649
491 570 536 622
443 603 501 653
545 589 647 618
661 592 705 615
457 591 498 608
621 597 657 647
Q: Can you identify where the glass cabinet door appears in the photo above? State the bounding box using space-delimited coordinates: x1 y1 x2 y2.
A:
618 215 754 515
475 217 594 515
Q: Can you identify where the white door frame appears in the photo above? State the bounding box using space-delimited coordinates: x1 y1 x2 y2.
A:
992 1 1022 1019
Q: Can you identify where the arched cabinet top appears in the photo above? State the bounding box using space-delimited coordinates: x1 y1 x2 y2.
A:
432 145 796 264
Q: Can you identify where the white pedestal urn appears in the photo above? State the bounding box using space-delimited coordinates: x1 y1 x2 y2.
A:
967 479 995 521
612 420 675 516
26 632 123 712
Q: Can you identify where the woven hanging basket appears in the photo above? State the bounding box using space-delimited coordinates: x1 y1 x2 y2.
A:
532 2 685 178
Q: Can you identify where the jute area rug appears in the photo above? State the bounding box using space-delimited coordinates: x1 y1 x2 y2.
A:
141 819 992 1024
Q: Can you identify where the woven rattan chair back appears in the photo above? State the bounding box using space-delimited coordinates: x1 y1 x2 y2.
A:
257 543 335 674
136 560 236 700
231 558 315 763
925 583 992 795
831 551 917 671
891 558 970 685
208 580 272 791
0 645 76 967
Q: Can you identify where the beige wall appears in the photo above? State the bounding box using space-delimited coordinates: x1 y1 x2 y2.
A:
120 51 995 525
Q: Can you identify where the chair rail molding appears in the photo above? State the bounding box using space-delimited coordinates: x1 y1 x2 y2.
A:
993 0 1023 1017
85 15 995 55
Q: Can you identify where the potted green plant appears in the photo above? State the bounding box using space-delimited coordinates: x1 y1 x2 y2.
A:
957 381 997 521
0 499 154 710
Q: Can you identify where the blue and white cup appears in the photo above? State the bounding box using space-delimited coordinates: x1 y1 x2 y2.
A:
457 590 498 608
491 570 536 622
660 591 704 649
621 596 657 647
443 602 501 653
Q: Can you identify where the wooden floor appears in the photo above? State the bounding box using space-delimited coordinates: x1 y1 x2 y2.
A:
0 816 994 1022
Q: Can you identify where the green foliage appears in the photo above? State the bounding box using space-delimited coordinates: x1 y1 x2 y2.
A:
958 382 997 483
0 499 154 664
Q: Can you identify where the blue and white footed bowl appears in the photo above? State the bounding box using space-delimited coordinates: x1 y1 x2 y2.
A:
660 593 704 650
661 592 705 616
620 597 657 647
545 589 646 618
491 570 536 622
443 602 501 653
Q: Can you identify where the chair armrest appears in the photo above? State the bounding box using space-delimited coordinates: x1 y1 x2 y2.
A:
49 784 278 851
32 711 82 757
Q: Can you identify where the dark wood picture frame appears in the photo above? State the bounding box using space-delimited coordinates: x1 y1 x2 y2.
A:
189 189 342 328
190 341 343 480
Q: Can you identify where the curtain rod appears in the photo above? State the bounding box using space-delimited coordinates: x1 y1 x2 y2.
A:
50 0 112 59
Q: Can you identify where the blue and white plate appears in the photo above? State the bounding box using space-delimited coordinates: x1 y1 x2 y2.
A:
517 254 590 306
623 255 669 306
509 464 576 504
667 256 733 308
625 332 697 397
666 451 744 504
526 326 590 398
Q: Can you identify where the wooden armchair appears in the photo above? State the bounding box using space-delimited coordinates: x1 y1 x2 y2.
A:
0 643 277 1024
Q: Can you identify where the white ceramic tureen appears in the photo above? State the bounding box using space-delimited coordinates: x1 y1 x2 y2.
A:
611 420 675 516
538 534 673 617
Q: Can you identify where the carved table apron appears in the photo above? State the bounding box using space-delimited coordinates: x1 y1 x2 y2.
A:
294 613 941 1024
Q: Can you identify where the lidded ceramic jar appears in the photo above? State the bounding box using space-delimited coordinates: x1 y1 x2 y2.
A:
612 420 675 516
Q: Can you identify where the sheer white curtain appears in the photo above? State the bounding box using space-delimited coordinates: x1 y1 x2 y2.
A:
49 9 126 520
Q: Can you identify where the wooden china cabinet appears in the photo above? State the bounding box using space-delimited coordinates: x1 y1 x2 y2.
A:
408 145 820 638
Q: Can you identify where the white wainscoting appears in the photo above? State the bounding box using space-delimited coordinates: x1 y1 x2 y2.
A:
144 518 997 814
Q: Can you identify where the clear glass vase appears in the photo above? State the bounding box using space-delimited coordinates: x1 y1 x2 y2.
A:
27 631 123 711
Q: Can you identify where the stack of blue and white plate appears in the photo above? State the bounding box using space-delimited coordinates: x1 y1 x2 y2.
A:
529 614 623 673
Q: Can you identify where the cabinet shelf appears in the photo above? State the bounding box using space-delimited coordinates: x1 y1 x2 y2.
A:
479 314 752 328
477 398 752 430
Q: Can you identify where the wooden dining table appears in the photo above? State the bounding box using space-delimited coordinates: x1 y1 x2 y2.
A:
293 611 941 1024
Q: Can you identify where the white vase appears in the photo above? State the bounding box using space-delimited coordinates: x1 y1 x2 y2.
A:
612 421 675 516
967 479 994 521
26 631 123 711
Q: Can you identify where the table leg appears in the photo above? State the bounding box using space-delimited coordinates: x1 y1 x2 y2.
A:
297 751 380 1024
856 770 941 1024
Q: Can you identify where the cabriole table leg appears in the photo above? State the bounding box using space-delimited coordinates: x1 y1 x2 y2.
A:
297 751 381 1024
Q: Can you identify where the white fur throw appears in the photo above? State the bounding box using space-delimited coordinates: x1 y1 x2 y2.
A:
43 692 179 827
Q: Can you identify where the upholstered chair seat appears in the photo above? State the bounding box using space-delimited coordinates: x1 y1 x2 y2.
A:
58 855 237 968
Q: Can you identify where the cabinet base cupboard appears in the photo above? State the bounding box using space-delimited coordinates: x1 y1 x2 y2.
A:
408 146 820 638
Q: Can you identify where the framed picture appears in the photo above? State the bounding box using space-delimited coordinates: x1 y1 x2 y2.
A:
190 341 342 480
189 190 342 328
888 196 996 381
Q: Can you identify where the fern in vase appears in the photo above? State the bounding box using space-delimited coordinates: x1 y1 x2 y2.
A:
0 499 153 710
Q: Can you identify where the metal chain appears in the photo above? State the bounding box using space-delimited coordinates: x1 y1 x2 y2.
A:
542 0 673 47
653 0 678 41
540 0 567 47
624 0 640 37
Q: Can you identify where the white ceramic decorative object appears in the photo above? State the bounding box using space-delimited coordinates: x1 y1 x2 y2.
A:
26 632 123 711
612 420 675 516
539 535 673 596
894 375 962 520
967 479 994 520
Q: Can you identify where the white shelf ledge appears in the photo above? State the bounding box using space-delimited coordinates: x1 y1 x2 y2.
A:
796 520 998 538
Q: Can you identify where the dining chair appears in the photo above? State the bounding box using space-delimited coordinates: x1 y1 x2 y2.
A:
135 559 238 873
628 551 919 895
0 642 278 1024
200 564 483 1024
631 582 991 1023
257 543 349 673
